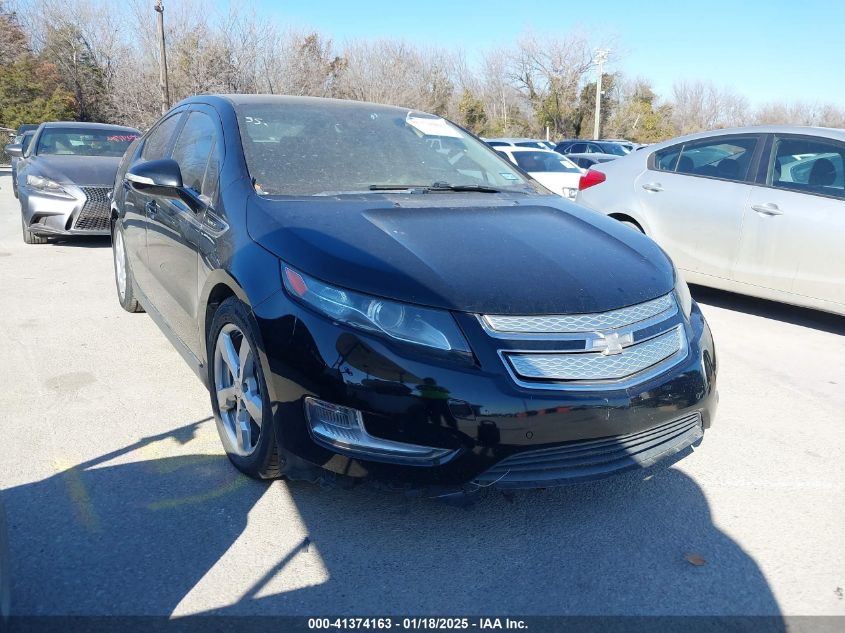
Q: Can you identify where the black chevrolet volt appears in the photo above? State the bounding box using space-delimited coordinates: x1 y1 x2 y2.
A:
110 95 717 494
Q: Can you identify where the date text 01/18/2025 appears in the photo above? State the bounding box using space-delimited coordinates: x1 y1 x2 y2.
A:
307 618 528 630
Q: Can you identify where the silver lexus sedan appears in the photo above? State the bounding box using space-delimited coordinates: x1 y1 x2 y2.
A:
576 125 845 316
7 122 140 244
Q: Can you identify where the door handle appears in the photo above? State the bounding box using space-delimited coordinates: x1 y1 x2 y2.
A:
145 200 158 217
751 203 783 216
642 183 663 192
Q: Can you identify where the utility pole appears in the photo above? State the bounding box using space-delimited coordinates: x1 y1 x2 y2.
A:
155 0 170 114
592 48 609 140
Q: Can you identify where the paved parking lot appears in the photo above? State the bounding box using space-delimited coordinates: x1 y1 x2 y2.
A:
0 172 843 618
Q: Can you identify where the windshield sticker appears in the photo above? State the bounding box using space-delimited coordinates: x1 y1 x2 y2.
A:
406 113 462 138
500 172 519 180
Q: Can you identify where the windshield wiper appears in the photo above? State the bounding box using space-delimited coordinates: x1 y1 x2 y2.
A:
368 184 429 191
368 183 502 193
429 182 501 193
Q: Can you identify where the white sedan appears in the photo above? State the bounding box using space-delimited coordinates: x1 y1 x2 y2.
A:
576 125 845 316
494 147 584 200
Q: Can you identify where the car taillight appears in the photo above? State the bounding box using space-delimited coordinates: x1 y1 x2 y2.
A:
578 169 606 190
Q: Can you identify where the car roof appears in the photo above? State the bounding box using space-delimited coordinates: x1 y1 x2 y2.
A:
488 137 549 143
40 121 141 132
654 125 845 147
499 147 559 154
194 94 418 117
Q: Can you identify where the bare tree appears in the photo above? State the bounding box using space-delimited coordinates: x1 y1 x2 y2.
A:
507 30 596 137
670 79 748 134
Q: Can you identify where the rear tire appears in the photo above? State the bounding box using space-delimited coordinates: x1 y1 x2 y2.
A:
21 213 47 245
208 297 284 480
112 220 144 313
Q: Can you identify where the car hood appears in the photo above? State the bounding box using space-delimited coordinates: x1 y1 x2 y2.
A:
248 194 675 315
30 155 122 187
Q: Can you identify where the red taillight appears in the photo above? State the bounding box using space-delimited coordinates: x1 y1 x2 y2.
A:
284 267 308 297
578 169 606 190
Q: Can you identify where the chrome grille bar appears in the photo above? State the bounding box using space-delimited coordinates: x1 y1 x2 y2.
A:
501 325 687 389
481 293 675 334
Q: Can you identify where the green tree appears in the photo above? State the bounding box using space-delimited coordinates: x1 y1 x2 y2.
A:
575 73 617 138
0 55 76 129
457 89 487 133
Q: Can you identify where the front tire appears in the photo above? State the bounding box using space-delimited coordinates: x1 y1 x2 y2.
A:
208 298 283 479
111 220 143 313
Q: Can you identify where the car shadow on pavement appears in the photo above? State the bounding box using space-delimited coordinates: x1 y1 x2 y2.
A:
46 236 112 249
0 421 784 625
691 284 844 335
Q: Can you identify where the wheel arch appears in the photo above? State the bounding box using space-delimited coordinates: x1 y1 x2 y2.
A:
198 270 257 365
608 211 648 234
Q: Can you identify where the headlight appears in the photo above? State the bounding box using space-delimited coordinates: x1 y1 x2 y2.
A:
283 265 472 356
26 175 73 198
674 270 693 319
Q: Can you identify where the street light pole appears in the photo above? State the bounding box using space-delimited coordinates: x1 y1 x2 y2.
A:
155 0 170 114
592 48 609 140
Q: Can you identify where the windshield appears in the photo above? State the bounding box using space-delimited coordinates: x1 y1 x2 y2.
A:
236 101 534 196
36 128 140 157
513 151 581 173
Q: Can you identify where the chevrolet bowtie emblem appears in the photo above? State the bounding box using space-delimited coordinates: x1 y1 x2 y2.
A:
591 331 633 355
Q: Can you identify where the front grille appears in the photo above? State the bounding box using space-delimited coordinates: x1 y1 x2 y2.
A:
481 293 686 390
506 325 684 382
481 293 675 334
73 187 111 231
473 412 702 487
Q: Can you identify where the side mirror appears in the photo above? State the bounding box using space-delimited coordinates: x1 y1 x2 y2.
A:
126 159 183 198
4 144 22 158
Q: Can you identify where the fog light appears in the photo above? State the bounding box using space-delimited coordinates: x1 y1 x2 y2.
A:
303 397 455 465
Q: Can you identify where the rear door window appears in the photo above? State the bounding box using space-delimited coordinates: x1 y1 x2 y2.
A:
651 135 760 183
770 136 845 200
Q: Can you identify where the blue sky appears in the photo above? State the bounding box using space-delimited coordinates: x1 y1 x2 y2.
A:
243 0 843 106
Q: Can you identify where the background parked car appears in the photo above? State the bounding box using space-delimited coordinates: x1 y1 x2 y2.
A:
555 139 629 157
484 137 557 151
576 125 845 316
495 146 583 199
9 121 140 244
601 138 638 153
15 124 38 136
7 130 34 198
567 152 620 170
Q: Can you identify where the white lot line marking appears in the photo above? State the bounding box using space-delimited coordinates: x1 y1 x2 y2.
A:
52 459 102 534
53 420 249 527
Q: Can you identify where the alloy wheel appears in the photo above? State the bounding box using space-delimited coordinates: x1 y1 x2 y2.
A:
213 323 263 456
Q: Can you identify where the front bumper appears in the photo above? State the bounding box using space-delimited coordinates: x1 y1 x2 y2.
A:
253 295 717 490
20 184 112 236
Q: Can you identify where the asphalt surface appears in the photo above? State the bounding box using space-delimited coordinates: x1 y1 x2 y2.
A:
0 172 843 619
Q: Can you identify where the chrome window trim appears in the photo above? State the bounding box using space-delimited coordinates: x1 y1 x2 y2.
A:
497 324 689 392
